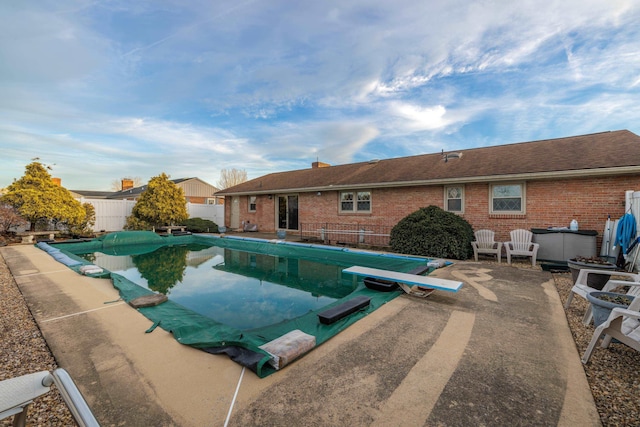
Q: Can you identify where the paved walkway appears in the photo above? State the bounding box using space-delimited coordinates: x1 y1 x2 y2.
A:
1 243 600 426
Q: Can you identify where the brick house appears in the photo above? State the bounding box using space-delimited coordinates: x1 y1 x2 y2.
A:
216 130 640 247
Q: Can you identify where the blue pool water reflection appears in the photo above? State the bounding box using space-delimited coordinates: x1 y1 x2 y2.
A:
79 244 355 330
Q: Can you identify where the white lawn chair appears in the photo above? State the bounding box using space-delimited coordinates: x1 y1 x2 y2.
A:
0 369 98 427
564 268 640 325
582 295 640 364
471 229 502 263
503 229 539 266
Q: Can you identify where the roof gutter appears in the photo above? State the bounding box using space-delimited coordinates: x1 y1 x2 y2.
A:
217 166 640 196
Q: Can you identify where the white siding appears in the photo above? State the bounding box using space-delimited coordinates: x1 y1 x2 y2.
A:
178 179 218 198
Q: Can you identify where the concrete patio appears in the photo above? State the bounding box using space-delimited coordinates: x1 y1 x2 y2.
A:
0 242 600 426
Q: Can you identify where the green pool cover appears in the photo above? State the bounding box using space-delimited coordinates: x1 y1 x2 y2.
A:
42 231 438 377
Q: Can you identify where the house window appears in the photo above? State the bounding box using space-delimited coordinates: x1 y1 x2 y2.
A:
445 186 464 213
248 196 257 212
340 191 371 213
490 183 525 214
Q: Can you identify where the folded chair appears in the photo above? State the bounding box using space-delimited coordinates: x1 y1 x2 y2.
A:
582 294 640 364
471 229 502 263
564 268 640 325
503 229 539 266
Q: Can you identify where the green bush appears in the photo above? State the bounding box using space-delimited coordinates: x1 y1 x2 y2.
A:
123 215 154 231
389 205 474 260
183 217 218 233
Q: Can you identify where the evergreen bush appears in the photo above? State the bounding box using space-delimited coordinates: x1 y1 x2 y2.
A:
123 215 153 231
390 205 474 260
183 217 218 233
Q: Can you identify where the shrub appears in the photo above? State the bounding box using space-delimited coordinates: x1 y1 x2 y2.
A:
68 203 96 237
131 173 188 228
0 204 27 234
183 217 218 233
389 205 474 260
124 215 154 231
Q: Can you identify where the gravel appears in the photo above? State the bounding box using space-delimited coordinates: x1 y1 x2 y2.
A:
553 272 640 426
0 252 76 427
1 251 638 426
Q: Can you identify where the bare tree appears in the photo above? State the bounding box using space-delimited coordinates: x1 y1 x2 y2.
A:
0 204 27 234
217 168 248 189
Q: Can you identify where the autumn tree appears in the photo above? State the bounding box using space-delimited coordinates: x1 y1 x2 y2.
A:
1 162 86 231
217 168 248 189
130 173 188 228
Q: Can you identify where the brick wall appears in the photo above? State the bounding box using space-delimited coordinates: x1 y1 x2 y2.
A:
462 176 639 244
226 175 640 249
230 195 275 231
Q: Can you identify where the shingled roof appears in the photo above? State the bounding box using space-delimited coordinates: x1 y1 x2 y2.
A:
217 130 640 196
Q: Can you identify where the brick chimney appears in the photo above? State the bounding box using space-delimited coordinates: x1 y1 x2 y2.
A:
121 179 134 191
312 161 330 168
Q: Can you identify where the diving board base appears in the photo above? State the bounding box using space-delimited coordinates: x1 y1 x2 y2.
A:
343 266 462 295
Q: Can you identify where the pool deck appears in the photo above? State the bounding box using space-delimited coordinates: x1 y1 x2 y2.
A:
0 239 601 426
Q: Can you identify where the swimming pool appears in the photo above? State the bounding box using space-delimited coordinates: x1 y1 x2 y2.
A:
41 231 434 377
77 243 358 330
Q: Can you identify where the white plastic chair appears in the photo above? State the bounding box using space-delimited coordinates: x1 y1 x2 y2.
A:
565 268 640 325
471 229 502 263
503 229 539 266
582 295 640 364
0 369 98 427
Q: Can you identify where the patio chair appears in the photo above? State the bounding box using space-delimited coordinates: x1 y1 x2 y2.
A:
581 294 640 364
503 229 539 266
471 229 502 263
565 268 640 325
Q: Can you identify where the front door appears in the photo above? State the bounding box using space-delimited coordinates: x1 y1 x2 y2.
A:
230 196 240 229
277 195 299 230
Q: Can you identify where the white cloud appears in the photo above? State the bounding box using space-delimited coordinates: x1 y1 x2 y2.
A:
1 0 640 189
387 103 450 132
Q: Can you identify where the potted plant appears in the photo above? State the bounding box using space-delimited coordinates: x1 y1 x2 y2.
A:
567 256 618 290
586 291 634 327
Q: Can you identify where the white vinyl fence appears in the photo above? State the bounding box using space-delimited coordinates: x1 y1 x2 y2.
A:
79 198 224 232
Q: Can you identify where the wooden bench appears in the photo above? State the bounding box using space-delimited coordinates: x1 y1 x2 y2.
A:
158 226 185 232
343 266 463 296
16 231 59 244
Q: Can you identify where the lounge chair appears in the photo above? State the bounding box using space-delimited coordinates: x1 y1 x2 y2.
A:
0 369 98 426
565 268 640 325
471 229 502 263
504 229 539 266
582 295 640 364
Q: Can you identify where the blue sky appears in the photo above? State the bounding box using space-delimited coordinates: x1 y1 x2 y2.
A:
1 1 639 191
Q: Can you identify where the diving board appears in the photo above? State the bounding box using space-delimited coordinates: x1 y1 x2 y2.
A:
343 266 463 296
